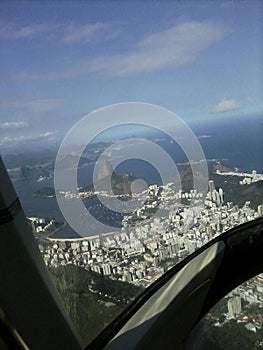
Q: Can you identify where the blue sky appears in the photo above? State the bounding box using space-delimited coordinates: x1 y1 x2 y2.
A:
0 0 262 148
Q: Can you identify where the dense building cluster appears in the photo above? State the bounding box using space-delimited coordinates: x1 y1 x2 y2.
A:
38 179 262 288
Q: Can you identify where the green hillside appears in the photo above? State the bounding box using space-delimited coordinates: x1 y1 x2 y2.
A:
48 265 142 345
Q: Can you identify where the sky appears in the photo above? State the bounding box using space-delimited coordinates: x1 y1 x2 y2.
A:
0 0 262 150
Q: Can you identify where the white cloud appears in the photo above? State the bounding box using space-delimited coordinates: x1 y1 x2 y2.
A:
63 22 114 44
0 20 118 44
197 134 211 139
86 20 230 76
0 131 55 145
0 121 28 129
0 22 57 40
209 99 241 114
14 20 230 80
4 98 64 114
39 131 54 139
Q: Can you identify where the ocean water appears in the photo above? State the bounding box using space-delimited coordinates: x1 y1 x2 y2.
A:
191 114 263 173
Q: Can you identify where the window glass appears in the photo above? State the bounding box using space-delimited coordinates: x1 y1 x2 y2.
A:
187 274 263 350
0 0 262 345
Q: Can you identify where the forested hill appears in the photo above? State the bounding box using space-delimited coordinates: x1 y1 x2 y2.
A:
49 265 143 345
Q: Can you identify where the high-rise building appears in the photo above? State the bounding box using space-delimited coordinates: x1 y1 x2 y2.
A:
258 204 263 216
101 263 112 276
209 180 215 198
215 191 221 206
219 188 224 203
228 296 242 318
212 189 217 202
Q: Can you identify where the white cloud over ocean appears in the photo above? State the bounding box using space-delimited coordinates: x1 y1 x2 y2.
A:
209 99 240 114
0 121 28 129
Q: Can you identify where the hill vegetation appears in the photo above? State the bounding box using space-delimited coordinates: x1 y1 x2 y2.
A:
48 265 142 345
